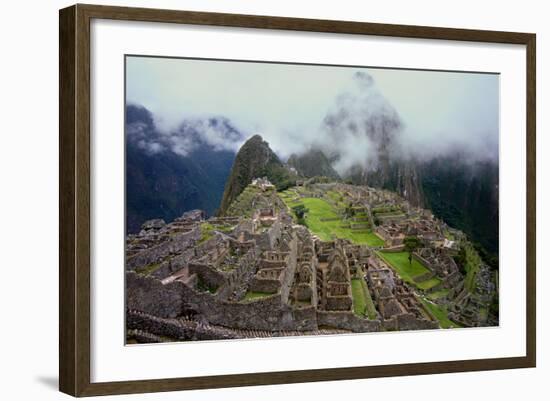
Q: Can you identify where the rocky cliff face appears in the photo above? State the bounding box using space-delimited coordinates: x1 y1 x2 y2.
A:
218 135 295 215
420 156 499 254
287 149 340 180
320 71 425 207
344 159 425 207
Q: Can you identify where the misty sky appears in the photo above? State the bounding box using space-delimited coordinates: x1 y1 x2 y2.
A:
126 56 499 171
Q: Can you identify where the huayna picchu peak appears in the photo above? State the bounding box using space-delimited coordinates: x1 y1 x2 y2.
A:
218 135 296 215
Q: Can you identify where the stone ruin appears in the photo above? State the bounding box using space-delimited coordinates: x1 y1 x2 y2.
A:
366 256 438 330
125 183 497 343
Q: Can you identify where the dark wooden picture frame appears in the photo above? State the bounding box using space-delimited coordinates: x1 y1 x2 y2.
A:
59 3 536 397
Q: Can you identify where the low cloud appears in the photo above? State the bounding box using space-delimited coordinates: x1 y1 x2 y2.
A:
126 106 245 156
126 57 499 169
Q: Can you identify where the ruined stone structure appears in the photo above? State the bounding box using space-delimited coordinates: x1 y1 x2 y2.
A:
366 256 438 330
126 182 497 343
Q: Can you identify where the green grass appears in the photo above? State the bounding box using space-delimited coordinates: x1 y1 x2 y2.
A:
327 190 343 202
443 229 455 241
243 291 274 301
199 222 235 244
357 277 378 319
351 279 367 317
416 278 441 291
135 262 163 276
463 243 482 293
419 297 461 329
427 288 450 301
285 197 385 247
377 251 441 291
198 222 215 244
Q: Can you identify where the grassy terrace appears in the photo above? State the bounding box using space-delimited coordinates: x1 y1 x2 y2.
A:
463 243 482 293
281 193 384 247
427 288 450 301
243 291 274 301
351 278 377 319
376 251 441 291
199 222 234 244
419 297 461 329
351 279 367 317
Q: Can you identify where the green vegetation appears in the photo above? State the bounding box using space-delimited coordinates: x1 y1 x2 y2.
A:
443 229 455 241
361 279 376 319
454 242 482 293
377 251 441 291
243 291 274 301
473 241 499 271
326 190 342 203
199 221 234 244
199 222 215 244
419 297 461 329
292 204 309 226
427 288 450 301
417 278 442 291
283 196 384 247
351 279 367 317
420 158 498 266
403 236 422 265
135 261 163 276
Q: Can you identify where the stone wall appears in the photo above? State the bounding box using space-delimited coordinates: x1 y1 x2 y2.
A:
295 283 313 301
395 313 439 330
127 310 239 341
279 235 298 304
317 311 381 332
126 272 186 318
127 226 200 271
182 283 318 331
325 295 352 311
248 277 281 293
150 247 196 280
188 262 226 291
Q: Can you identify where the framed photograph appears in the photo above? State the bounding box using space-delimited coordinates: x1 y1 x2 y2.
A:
59 4 536 397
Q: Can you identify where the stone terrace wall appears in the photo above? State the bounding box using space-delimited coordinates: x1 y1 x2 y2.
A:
183 284 318 331
188 262 226 291
127 310 239 341
249 277 281 293
127 226 200 271
280 236 298 304
395 313 439 330
126 272 186 318
317 311 381 332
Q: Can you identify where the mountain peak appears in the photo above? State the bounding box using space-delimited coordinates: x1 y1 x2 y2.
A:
218 135 295 215
287 148 340 180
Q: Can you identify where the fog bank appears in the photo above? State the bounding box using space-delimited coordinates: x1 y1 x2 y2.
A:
126 56 499 171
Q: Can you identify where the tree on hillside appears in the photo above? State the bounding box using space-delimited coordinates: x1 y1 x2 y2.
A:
292 204 309 226
403 236 422 265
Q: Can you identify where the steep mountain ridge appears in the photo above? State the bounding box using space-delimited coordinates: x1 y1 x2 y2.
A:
218 135 295 215
287 149 341 180
125 105 239 233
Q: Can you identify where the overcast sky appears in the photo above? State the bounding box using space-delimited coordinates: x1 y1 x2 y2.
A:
126 56 499 167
